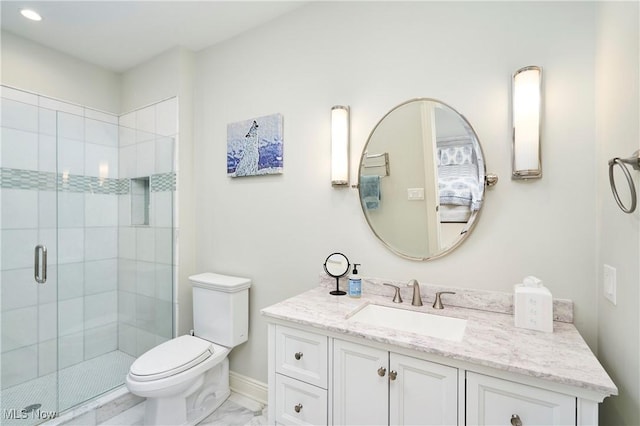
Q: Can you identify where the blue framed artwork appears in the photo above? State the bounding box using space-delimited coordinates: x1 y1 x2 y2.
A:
227 113 284 177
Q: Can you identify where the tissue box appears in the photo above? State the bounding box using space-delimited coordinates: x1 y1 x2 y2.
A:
514 284 553 333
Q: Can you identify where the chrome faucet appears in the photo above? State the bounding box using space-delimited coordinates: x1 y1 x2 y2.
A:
433 291 456 309
409 279 423 306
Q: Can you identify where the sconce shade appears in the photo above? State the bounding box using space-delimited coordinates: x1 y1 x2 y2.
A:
512 66 542 179
331 105 350 186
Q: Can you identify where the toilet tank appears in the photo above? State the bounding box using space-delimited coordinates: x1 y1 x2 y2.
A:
189 272 251 347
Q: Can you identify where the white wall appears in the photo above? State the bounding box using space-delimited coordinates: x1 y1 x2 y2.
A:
193 2 599 383
595 2 640 423
120 47 191 114
1 31 120 113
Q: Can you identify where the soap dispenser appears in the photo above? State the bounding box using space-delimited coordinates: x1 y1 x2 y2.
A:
348 264 362 298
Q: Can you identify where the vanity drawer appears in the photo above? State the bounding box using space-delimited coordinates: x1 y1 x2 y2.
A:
275 374 327 425
466 372 576 425
275 325 328 388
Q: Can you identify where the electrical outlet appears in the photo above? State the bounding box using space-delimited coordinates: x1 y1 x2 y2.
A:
603 264 617 305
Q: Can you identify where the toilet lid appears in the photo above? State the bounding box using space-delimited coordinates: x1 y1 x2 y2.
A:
130 335 214 381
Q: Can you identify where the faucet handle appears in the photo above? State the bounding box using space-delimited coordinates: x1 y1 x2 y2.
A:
383 283 403 303
433 291 456 310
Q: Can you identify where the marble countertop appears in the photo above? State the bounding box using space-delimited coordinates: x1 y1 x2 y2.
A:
261 281 617 397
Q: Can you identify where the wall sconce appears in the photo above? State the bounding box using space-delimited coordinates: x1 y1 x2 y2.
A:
512 66 542 179
331 105 350 186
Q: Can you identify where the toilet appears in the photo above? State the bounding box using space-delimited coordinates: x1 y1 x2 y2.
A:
126 272 251 426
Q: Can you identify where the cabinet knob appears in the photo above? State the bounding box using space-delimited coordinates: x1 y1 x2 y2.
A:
510 414 522 426
294 403 303 413
294 352 303 360
377 367 387 377
389 370 397 381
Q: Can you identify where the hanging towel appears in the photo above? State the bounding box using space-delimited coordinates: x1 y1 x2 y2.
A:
360 175 381 210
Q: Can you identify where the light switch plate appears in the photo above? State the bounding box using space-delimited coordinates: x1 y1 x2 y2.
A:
603 264 617 305
407 188 425 200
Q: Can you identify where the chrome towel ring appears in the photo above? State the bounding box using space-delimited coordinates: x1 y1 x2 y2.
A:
608 150 640 213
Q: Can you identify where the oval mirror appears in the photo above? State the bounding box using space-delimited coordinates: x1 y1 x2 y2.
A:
358 98 487 261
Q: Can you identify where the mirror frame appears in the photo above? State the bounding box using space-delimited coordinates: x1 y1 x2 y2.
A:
358 98 488 261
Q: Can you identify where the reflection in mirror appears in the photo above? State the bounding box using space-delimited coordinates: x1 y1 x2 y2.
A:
324 252 350 295
358 99 487 261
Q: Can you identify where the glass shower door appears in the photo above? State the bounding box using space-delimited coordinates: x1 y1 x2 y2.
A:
1 88 176 423
1 90 60 425
56 109 122 412
55 105 175 411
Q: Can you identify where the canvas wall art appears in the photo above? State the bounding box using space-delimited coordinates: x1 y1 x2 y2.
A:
227 113 284 177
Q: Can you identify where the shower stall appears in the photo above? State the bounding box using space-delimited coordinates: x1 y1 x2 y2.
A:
0 86 177 425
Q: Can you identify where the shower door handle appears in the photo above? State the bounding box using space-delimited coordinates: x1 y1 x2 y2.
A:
34 245 47 284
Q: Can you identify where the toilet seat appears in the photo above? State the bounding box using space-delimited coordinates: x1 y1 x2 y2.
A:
129 335 214 382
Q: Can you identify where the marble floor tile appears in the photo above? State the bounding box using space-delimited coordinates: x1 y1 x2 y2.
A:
98 401 144 426
197 399 256 426
97 395 266 426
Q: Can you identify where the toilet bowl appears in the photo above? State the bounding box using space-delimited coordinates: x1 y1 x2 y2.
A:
126 273 251 426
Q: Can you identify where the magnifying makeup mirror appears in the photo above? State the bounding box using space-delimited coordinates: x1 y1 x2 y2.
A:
324 252 350 296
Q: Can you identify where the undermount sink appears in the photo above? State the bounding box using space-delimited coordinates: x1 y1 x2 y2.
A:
347 304 467 342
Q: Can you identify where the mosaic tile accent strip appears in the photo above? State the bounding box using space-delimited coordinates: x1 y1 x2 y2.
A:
150 172 176 192
118 178 131 194
0 168 57 191
59 174 125 195
1 168 175 194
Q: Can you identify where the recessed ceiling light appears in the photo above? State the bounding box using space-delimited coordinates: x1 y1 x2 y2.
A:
20 9 42 21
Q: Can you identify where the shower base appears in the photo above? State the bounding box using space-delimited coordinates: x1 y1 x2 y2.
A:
1 350 135 426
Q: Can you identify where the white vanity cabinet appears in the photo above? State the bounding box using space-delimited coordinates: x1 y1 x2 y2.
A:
268 322 602 426
273 325 328 425
333 339 458 426
270 326 458 426
264 287 615 426
466 372 576 426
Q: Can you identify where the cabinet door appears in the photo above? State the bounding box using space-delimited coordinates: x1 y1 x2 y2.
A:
389 353 458 425
333 339 388 425
466 372 575 426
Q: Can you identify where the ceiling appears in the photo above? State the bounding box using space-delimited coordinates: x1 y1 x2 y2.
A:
1 1 305 72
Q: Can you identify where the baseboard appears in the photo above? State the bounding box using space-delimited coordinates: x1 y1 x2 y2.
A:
229 370 268 406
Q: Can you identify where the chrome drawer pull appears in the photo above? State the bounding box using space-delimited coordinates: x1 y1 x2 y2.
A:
511 414 522 426
389 370 397 381
294 352 303 360
294 403 303 413
377 367 386 377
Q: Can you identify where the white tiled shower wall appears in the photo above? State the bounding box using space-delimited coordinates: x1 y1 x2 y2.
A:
0 85 178 390
117 98 178 357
